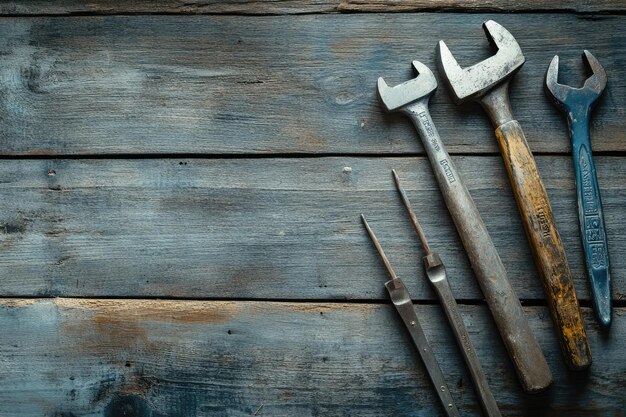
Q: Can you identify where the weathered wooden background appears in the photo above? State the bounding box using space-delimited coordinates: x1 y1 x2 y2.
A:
0 1 623 416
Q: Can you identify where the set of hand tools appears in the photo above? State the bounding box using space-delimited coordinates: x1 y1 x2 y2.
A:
362 20 610 415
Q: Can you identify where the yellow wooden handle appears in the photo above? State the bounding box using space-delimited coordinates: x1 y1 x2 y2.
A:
496 120 591 370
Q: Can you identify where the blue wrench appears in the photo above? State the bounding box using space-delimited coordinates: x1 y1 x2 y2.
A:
545 50 611 328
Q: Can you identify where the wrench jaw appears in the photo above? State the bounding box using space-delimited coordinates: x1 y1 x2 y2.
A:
545 55 571 113
437 20 525 104
436 40 466 104
582 50 607 101
545 51 607 114
377 60 437 113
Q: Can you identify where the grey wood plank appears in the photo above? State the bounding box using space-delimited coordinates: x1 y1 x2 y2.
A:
0 0 623 15
0 14 623 155
0 299 623 416
0 156 623 301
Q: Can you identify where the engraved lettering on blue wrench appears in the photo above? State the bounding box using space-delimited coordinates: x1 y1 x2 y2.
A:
580 146 598 214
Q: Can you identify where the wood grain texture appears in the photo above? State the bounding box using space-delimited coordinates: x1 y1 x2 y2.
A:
496 121 590 370
0 14 623 155
0 0 624 15
0 299 624 416
0 156 623 300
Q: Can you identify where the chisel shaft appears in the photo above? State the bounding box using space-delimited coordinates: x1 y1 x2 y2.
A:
361 215 460 417
394 171 501 417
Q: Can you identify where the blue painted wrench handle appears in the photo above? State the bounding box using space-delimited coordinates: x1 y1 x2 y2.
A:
570 116 612 328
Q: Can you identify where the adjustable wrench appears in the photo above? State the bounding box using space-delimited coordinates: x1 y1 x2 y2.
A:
545 50 611 328
377 61 551 392
437 20 591 371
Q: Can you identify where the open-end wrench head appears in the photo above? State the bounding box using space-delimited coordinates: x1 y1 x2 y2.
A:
545 50 607 111
437 20 524 104
377 61 437 112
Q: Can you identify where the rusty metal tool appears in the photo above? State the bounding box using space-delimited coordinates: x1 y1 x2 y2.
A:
393 169 502 417
361 214 460 417
437 20 591 370
545 50 611 328
377 61 551 393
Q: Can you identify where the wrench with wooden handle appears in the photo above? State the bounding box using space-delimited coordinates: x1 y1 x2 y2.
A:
438 20 591 370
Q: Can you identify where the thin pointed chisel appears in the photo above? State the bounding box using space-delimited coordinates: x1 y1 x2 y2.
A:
361 215 460 417
393 169 501 417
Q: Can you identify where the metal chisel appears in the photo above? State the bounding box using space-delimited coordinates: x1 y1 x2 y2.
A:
361 215 460 417
393 169 501 417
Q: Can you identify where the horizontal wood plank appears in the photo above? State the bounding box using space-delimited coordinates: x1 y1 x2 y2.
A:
0 156 623 300
0 14 623 155
0 299 623 416
0 0 624 15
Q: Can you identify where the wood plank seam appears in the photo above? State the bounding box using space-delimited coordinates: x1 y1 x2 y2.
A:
0 2 625 16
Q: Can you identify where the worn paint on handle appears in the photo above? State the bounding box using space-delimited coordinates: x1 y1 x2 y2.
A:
570 121 612 328
495 120 591 370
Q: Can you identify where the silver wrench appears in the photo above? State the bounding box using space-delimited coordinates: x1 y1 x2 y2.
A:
377 61 551 392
